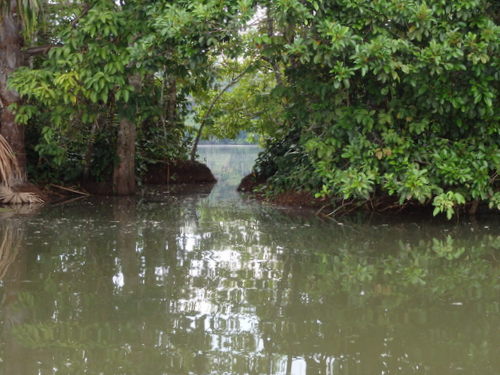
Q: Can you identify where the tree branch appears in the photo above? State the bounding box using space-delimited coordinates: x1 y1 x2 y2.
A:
71 3 93 28
190 64 254 160
23 44 60 56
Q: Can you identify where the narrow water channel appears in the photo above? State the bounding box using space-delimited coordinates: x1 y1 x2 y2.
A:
0 145 498 375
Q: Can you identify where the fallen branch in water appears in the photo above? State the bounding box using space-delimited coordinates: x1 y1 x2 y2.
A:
50 195 88 206
49 184 90 196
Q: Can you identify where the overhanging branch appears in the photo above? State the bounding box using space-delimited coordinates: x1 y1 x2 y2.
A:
23 44 60 56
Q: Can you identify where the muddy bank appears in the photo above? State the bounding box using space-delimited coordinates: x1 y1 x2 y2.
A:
237 173 498 217
237 173 266 192
268 190 328 208
80 160 216 196
238 173 425 214
80 180 113 196
144 160 217 185
238 173 327 209
1 160 217 203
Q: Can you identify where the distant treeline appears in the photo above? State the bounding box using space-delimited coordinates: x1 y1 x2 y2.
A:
199 132 258 145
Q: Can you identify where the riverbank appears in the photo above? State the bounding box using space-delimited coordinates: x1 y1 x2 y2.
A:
0 159 217 206
237 172 497 217
0 144 498 375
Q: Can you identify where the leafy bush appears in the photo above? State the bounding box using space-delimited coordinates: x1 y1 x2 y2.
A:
250 0 499 216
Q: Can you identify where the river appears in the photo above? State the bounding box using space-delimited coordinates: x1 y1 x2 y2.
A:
0 145 498 374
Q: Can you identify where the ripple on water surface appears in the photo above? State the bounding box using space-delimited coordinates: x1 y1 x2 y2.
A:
0 145 498 375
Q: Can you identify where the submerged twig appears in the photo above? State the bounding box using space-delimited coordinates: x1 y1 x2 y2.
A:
50 195 87 207
49 184 90 196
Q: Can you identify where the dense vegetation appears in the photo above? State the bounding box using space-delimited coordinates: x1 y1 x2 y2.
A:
0 0 499 216
2 0 251 194
247 0 500 217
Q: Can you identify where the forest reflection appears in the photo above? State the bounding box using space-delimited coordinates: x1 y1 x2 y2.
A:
0 196 498 375
0 145 498 375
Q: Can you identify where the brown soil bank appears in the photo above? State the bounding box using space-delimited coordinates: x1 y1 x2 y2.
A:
80 180 113 196
0 161 216 202
238 173 327 209
237 173 266 192
144 160 216 185
81 160 216 196
238 174 497 216
270 191 328 208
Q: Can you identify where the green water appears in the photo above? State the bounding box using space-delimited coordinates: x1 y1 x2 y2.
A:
0 145 498 375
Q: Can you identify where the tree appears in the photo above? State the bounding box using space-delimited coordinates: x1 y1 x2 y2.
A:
189 43 285 153
190 58 258 160
9 0 251 194
0 0 42 176
249 0 499 217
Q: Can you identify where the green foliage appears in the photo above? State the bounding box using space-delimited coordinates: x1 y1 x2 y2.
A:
253 128 323 194
5 0 499 213
8 0 248 183
433 191 467 219
9 1 132 181
192 57 283 141
250 0 500 217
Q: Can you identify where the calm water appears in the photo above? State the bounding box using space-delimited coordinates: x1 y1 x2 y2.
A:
0 145 498 375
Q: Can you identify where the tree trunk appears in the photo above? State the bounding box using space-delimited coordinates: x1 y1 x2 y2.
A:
0 0 27 177
113 116 136 195
167 77 177 126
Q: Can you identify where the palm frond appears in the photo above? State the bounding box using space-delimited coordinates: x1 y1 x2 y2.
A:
0 134 22 186
0 135 44 205
0 185 44 205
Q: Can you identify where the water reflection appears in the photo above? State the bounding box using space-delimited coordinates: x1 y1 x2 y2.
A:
198 145 260 202
0 146 498 375
0 220 35 374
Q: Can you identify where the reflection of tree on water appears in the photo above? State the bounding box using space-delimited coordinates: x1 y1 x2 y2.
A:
197 145 260 201
0 197 498 374
0 197 219 374
194 205 500 374
114 198 139 293
0 224 21 281
0 220 35 374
